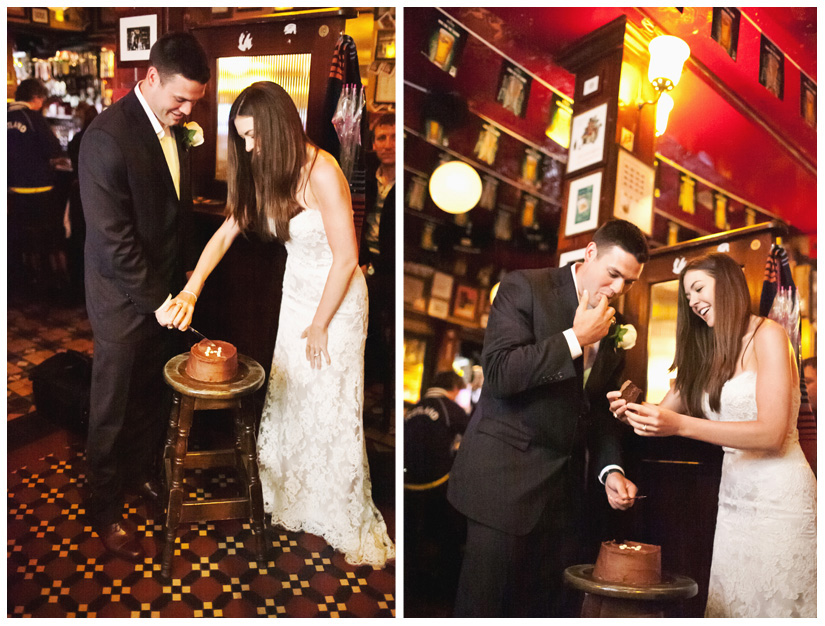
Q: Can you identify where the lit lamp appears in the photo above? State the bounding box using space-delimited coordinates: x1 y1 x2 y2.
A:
639 35 690 136
429 160 482 214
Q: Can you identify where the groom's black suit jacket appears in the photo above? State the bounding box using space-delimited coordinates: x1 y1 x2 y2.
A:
80 88 195 343
448 265 627 536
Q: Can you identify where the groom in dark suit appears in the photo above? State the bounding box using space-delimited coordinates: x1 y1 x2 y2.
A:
448 219 649 617
79 32 209 560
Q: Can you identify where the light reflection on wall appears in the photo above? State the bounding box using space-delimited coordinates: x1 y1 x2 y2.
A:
215 54 312 180
647 279 679 403
403 337 427 405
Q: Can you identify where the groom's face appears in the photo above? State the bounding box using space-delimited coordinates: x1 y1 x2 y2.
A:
144 67 206 127
579 242 643 307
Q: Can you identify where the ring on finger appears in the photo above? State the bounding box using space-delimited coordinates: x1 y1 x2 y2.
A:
643 424 648 432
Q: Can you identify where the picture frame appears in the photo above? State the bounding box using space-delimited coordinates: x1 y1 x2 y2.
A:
424 16 467 77
119 14 158 63
580 70 603 100
375 29 396 61
8 7 28 20
431 271 455 302
564 170 602 236
403 274 427 313
614 148 655 235
427 298 450 319
758 34 784 100
31 8 49 24
800 73 816 129
211 7 232 17
566 102 608 174
558 247 587 268
711 7 740 60
453 285 479 321
374 62 396 105
496 61 532 118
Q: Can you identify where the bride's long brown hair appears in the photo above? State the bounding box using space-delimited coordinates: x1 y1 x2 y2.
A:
226 81 318 242
671 253 754 418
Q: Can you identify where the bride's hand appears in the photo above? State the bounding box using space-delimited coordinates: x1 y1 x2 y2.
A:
301 324 331 370
170 291 197 330
606 390 630 424
624 402 682 437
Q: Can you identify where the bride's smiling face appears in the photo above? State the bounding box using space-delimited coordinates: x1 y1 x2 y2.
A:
684 269 716 327
234 115 256 153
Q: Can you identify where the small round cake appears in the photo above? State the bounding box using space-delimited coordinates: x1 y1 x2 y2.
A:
185 339 238 382
592 540 662 585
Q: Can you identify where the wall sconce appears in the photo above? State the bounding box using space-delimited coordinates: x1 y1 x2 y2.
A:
639 35 689 137
429 160 482 214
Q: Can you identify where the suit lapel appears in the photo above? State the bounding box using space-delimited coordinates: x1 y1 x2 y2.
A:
586 326 623 393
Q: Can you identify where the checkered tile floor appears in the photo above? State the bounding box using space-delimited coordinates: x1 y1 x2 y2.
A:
7 302 396 618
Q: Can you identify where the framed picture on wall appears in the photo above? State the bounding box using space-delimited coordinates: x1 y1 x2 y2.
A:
800 73 816 128
119 14 158 62
424 15 467 77
496 61 532 118
758 34 784 100
614 149 654 235
711 7 740 60
566 102 608 174
31 8 49 24
558 247 587 268
564 170 602 236
453 285 479 321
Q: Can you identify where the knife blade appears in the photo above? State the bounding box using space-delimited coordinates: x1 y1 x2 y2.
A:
187 326 214 345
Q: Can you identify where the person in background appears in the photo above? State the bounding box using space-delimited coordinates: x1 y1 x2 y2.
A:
79 32 210 561
361 113 396 431
7 78 64 298
802 356 816 415
404 370 471 608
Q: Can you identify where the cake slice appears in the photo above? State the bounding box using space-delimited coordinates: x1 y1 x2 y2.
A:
619 379 643 405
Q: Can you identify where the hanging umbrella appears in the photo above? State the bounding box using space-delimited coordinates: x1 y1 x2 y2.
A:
331 83 365 183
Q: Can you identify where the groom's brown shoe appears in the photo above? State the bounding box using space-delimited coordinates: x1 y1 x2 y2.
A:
97 522 144 562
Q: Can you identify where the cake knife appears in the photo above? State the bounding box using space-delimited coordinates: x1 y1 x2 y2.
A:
187 326 215 346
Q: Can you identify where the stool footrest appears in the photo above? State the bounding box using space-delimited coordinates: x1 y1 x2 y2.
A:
182 449 237 469
179 498 250 523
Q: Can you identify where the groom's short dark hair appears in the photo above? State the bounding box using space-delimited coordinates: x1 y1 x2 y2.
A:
149 32 210 84
593 219 649 264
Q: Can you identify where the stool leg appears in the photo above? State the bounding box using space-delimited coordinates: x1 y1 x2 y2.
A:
163 394 181 491
238 402 266 560
161 394 194 579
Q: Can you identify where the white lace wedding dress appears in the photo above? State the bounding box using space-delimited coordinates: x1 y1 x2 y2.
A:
703 370 816 617
257 208 395 567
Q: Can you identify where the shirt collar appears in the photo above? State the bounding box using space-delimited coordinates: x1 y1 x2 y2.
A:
571 262 581 299
134 81 167 139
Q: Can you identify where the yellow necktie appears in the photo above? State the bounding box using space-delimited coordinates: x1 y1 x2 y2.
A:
159 127 180 199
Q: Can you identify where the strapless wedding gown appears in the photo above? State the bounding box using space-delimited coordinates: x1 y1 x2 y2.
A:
703 370 816 617
257 208 395 567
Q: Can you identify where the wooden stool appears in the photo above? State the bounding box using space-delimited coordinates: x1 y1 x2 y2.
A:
160 352 266 579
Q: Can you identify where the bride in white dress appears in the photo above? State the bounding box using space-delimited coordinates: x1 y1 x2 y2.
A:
609 252 816 617
166 81 395 567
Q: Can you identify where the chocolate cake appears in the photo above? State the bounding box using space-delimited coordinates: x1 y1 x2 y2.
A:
619 380 643 405
592 540 662 585
185 339 238 382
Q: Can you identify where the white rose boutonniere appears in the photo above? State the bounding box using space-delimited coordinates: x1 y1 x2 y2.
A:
610 323 637 351
183 121 204 149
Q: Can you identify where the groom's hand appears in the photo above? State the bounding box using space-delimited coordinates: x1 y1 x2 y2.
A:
604 472 638 510
573 290 615 347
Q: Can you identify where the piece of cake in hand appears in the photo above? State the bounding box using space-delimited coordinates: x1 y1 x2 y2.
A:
592 540 662 585
619 379 643 405
185 339 238 382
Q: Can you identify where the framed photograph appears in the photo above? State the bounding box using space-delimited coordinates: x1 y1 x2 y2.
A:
565 171 602 236
424 16 467 77
431 271 455 302
119 14 158 62
403 275 427 313
375 30 395 61
31 8 49 24
800 73 816 129
614 149 654 235
428 298 450 319
473 123 500 166
453 285 479 321
8 7 28 19
711 7 740 60
496 61 532 118
758 34 784 100
580 71 602 100
559 247 587 268
211 7 232 17
374 62 395 105
567 103 608 174
521 148 542 187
